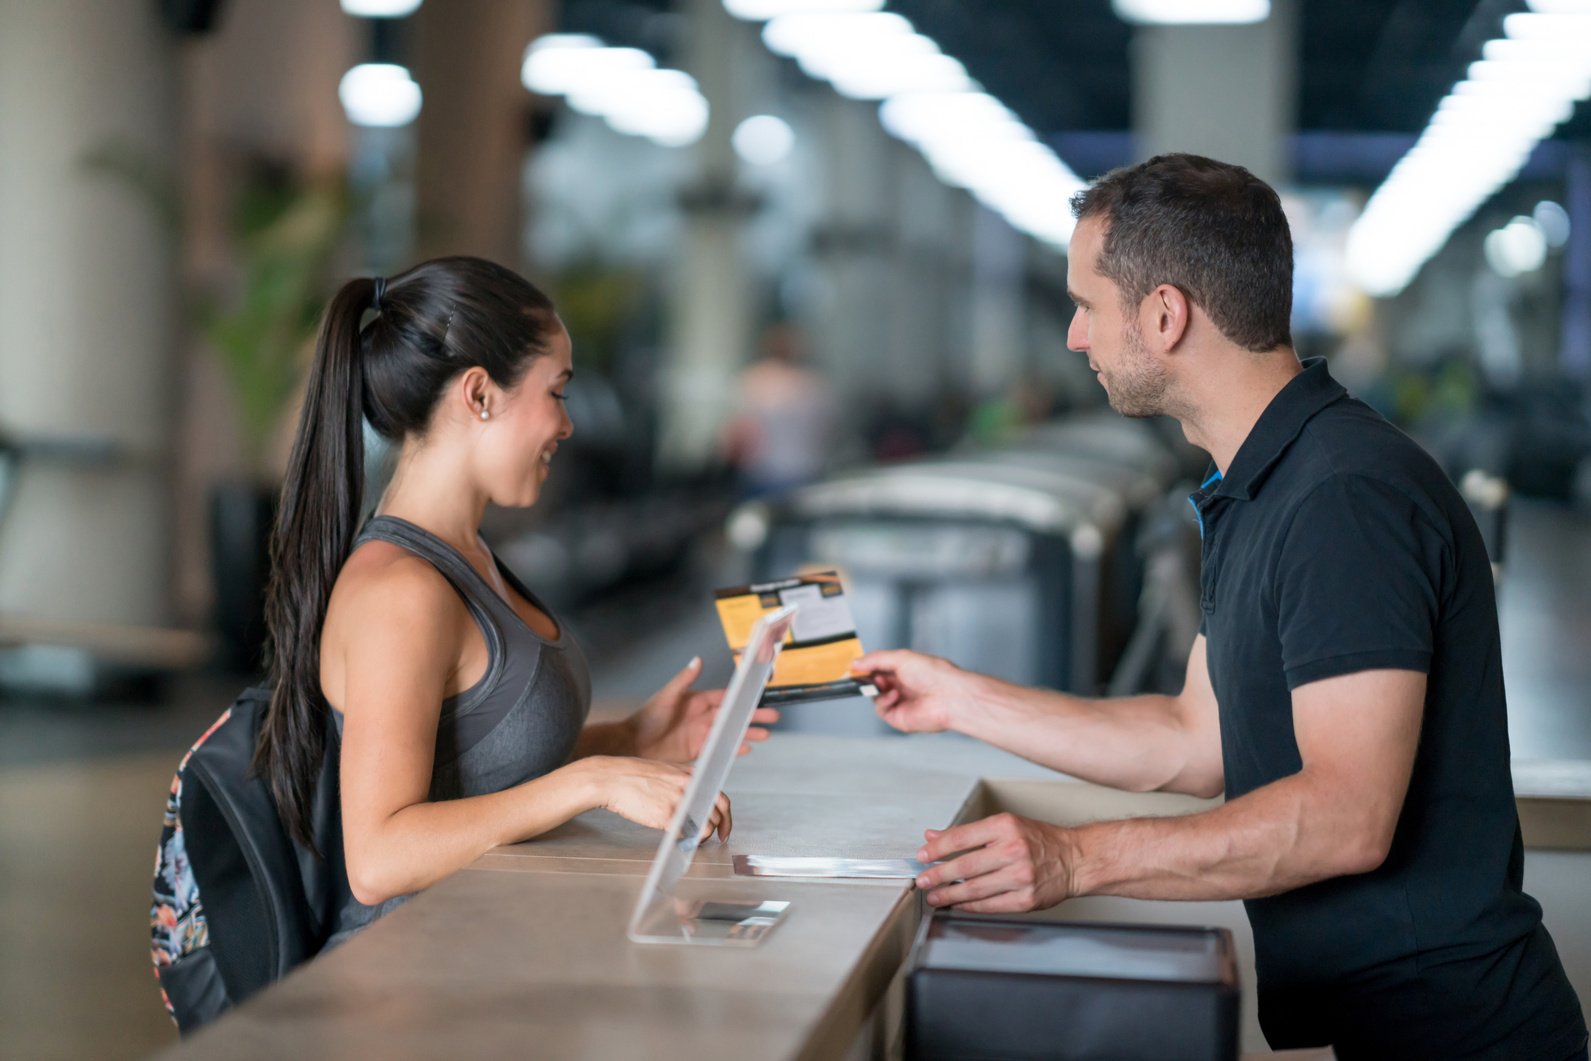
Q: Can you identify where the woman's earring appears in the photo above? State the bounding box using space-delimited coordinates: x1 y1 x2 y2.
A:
479 407 490 421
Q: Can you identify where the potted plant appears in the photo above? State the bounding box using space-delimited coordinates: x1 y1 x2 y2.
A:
201 166 349 672
84 147 350 671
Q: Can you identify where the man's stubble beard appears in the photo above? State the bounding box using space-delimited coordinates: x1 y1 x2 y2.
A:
1103 320 1174 419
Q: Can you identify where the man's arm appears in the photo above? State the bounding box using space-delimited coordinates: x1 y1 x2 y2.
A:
853 635 1224 798
913 667 1426 911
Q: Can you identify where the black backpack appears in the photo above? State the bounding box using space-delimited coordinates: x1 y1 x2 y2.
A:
149 685 347 1032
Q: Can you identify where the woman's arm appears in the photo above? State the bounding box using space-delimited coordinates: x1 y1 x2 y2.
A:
327 558 725 906
570 719 639 759
571 657 779 764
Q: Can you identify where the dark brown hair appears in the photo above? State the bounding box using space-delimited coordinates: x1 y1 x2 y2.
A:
257 256 559 852
1070 153 1293 352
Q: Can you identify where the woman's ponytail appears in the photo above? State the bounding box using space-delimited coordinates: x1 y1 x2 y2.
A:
255 277 374 854
252 256 561 854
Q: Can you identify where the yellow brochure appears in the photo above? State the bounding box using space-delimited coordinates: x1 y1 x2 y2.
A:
713 571 878 704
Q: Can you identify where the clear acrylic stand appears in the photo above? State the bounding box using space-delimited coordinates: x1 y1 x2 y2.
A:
627 605 798 947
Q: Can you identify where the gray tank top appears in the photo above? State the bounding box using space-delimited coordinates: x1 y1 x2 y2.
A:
327 514 591 945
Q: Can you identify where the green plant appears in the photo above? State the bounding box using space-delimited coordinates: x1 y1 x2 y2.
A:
199 174 349 472
549 257 646 377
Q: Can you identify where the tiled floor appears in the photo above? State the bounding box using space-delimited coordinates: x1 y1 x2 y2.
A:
3 503 1588 1059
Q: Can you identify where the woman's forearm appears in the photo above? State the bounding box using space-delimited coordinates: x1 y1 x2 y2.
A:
571 718 638 759
344 759 601 905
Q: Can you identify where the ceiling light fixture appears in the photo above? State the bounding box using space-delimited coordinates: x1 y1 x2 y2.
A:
1484 217 1549 277
724 0 883 18
732 3 1084 247
761 11 914 59
1112 0 1270 26
523 39 653 97
1522 0 1591 13
521 34 710 148
566 68 697 117
733 115 796 165
1534 200 1572 246
827 50 972 100
1347 11 1591 296
340 0 423 17
339 63 423 127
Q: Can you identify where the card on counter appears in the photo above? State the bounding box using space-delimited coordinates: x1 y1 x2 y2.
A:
714 571 879 705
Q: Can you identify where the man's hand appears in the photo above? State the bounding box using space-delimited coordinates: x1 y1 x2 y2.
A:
913 813 1079 913
629 657 779 763
851 649 985 734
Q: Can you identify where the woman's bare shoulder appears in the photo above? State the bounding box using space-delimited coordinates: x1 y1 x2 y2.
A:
326 540 467 645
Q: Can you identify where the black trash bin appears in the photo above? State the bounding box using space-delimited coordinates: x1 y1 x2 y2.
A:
906 913 1241 1061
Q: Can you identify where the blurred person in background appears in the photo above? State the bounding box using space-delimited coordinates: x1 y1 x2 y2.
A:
259 256 774 947
856 155 1586 1059
721 322 836 498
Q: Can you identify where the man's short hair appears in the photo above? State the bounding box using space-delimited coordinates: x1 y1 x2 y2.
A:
1069 153 1293 352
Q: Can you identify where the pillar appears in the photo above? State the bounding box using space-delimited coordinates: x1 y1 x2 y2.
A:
0 0 181 630
658 0 764 470
1131 0 1299 185
413 0 552 267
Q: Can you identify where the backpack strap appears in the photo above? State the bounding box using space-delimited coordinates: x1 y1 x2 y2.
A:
185 687 324 994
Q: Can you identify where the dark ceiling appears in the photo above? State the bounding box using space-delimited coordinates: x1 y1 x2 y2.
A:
893 0 1512 134
558 0 1589 175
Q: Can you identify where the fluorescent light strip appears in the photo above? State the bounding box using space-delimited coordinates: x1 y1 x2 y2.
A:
1112 0 1270 26
736 4 1084 247
1346 12 1591 296
341 0 423 17
725 0 883 17
1524 0 1591 14
521 34 710 147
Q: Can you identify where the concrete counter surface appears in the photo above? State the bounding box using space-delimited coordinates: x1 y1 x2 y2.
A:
476 733 1064 875
163 869 919 1061
157 733 1589 1059
159 734 1053 1061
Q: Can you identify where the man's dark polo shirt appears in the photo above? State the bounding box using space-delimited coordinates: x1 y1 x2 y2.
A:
1188 358 1585 1059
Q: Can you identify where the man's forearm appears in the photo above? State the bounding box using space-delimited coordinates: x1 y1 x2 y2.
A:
953 678 1218 796
1066 771 1389 902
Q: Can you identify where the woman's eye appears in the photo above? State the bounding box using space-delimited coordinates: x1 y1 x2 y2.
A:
552 391 568 402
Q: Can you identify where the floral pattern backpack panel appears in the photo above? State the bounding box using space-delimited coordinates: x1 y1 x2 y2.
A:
150 707 230 1019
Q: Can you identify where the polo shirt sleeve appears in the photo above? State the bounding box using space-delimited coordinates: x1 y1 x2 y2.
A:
1273 473 1446 690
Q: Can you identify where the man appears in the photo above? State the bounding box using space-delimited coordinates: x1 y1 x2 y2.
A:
854 154 1586 1059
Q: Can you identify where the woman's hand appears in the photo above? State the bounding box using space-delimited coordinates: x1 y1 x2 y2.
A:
582 755 733 842
629 656 780 763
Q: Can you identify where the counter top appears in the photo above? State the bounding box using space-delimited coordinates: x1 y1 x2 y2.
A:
161 734 1057 1061
161 733 1586 1059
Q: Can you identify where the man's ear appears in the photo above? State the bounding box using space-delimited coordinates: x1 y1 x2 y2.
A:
1145 283 1190 353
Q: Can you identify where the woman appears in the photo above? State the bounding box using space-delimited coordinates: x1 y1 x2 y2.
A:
255 256 767 942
